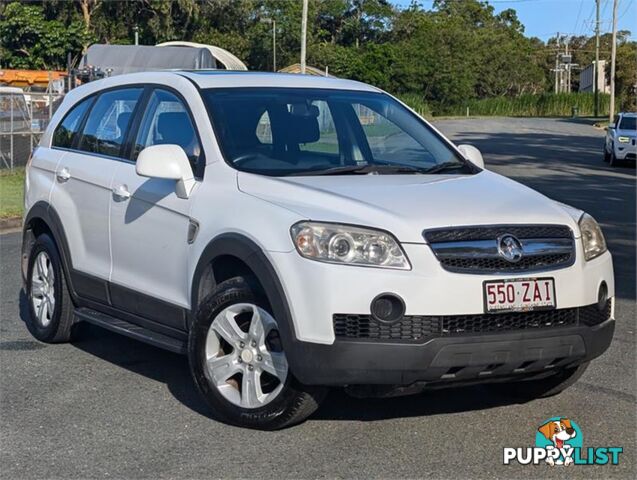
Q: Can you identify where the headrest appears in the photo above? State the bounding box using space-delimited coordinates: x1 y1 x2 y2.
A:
286 104 320 144
157 111 194 146
116 112 131 136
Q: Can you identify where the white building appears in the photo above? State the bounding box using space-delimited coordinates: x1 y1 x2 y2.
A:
579 60 610 94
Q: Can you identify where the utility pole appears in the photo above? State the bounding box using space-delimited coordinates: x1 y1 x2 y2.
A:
300 0 308 74
609 0 618 121
594 0 601 117
565 37 571 93
554 32 560 94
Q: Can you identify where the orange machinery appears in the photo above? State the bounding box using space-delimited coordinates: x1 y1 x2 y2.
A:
0 69 68 90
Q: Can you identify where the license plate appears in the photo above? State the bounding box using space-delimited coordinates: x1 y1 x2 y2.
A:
483 278 556 313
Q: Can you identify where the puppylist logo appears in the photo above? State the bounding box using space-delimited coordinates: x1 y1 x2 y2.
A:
503 417 623 466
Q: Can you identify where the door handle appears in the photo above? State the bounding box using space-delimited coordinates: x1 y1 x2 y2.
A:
56 167 71 183
112 184 131 201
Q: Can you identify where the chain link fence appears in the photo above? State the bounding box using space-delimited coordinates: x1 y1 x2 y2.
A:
0 91 64 170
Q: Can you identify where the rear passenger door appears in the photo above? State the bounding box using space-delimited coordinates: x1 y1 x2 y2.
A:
50 88 142 302
108 88 203 330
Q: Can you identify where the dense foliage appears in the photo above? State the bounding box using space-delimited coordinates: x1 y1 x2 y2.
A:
1 0 635 115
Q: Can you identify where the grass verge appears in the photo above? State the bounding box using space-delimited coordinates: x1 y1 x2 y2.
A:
0 167 25 219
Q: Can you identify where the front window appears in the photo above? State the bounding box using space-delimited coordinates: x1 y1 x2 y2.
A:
133 89 203 177
204 88 474 176
619 116 636 131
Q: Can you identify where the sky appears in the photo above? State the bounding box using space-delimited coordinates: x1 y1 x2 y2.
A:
391 0 636 40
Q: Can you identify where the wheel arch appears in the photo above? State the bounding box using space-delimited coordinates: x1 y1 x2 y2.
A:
22 202 74 292
190 233 298 360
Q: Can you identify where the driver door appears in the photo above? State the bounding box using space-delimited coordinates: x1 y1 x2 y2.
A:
108 88 204 330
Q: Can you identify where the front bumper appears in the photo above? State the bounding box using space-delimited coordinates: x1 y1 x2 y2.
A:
287 316 614 386
267 236 615 387
614 141 636 160
268 244 614 344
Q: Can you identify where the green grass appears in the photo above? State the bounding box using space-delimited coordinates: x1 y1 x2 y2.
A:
0 167 24 219
397 92 612 118
446 92 611 117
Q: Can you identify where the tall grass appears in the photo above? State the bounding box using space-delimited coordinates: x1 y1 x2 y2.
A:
448 93 610 117
396 93 432 118
398 92 611 118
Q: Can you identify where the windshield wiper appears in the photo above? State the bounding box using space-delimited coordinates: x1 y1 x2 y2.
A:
289 164 428 176
420 161 468 174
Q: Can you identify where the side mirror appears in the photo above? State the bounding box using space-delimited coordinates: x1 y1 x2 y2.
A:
457 144 485 170
136 144 195 199
608 123 616 130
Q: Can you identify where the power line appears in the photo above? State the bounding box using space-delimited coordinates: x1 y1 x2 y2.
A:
618 0 636 20
572 0 585 35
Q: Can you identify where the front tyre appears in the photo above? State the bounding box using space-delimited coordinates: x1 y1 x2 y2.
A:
189 277 326 430
609 145 619 167
25 234 75 343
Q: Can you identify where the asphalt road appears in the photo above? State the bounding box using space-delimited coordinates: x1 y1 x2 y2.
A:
1 117 635 479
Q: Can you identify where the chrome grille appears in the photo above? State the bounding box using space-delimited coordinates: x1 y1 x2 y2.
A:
424 225 575 274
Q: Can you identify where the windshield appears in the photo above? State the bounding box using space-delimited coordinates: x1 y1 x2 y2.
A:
203 88 474 176
619 116 636 131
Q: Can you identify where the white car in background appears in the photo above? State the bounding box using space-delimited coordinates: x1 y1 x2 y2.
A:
604 112 636 166
21 71 615 430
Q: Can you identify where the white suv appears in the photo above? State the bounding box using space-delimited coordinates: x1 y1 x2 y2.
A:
604 112 636 166
22 71 615 429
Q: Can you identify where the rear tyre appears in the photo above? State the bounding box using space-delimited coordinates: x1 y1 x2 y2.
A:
189 276 326 430
25 234 75 343
603 146 610 162
487 362 589 401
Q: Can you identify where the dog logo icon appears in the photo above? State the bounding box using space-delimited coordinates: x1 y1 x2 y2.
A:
536 418 581 466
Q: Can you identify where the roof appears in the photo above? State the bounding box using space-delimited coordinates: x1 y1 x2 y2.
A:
156 42 248 70
179 70 378 92
619 112 636 117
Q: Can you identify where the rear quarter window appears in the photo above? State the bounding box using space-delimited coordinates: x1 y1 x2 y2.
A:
52 97 93 149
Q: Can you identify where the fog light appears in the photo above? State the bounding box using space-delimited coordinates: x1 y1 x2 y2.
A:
371 294 405 323
597 282 608 311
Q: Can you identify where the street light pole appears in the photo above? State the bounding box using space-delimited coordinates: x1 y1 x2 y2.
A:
609 0 618 122
260 18 277 72
272 19 276 72
300 0 308 74
594 0 600 117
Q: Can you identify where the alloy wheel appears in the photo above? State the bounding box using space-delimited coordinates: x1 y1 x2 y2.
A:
205 303 289 409
31 251 55 327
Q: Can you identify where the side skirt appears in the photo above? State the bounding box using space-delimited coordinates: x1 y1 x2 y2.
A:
75 307 187 354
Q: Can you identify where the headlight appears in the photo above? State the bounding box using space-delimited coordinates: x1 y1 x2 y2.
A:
579 213 607 261
617 136 631 143
290 222 410 269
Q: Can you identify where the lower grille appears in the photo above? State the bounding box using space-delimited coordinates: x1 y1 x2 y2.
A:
333 302 610 342
333 314 439 341
579 300 612 326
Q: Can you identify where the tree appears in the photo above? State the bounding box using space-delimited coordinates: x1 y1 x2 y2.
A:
0 2 88 69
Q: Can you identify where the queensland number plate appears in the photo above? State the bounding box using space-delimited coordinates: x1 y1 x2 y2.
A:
483 278 556 313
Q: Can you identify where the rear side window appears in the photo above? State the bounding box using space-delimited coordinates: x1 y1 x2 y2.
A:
52 97 92 149
78 88 142 157
133 89 203 176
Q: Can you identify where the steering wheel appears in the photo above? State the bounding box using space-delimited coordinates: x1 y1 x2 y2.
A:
232 153 262 166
